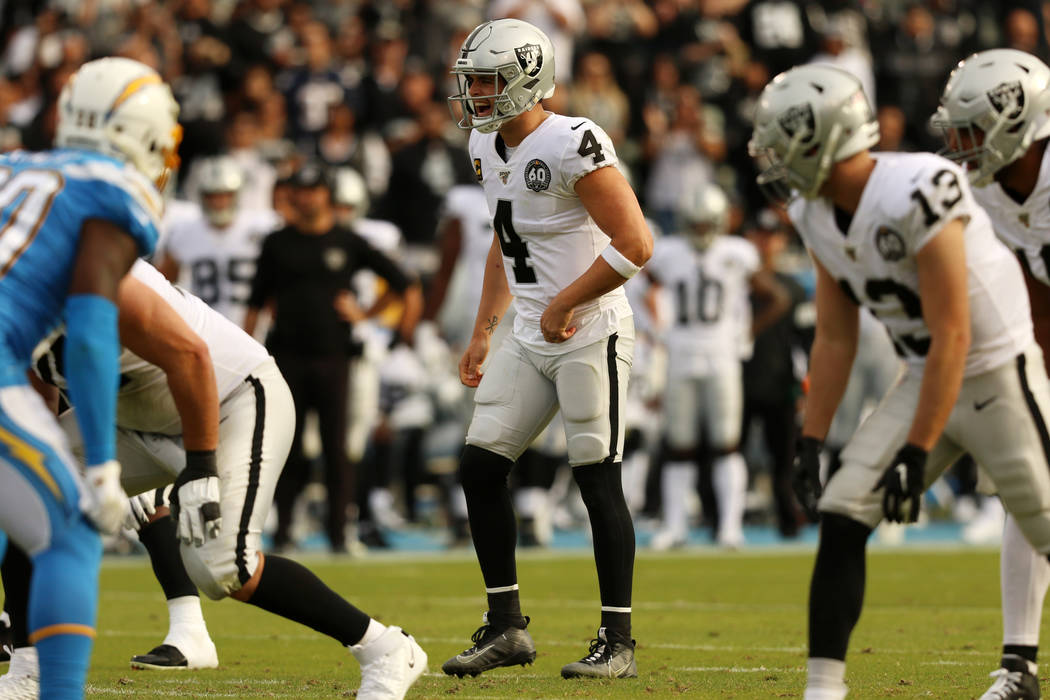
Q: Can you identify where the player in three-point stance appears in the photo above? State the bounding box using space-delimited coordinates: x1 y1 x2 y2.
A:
934 48 1050 700
750 63 1050 699
0 57 178 699
441 18 652 679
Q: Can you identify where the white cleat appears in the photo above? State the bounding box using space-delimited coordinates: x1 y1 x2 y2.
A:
649 529 687 551
350 625 427 700
130 628 218 670
0 647 39 700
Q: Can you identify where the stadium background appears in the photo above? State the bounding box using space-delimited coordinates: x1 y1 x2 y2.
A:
0 0 1045 552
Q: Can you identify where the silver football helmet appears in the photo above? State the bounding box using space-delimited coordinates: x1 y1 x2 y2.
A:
332 167 369 224
197 155 243 227
448 19 555 134
931 49 1050 186
749 64 879 202
678 182 729 250
56 57 182 191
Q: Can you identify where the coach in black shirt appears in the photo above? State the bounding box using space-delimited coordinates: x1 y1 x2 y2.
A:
244 163 411 552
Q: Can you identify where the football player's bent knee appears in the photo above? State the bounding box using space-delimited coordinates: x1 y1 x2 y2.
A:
180 540 248 600
459 444 514 489
567 431 608 466
1012 510 1050 556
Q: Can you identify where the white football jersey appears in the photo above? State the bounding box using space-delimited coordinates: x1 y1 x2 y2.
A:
469 113 632 355
34 260 271 435
161 203 279 326
647 234 759 376
788 152 1032 377
439 184 495 345
972 144 1050 285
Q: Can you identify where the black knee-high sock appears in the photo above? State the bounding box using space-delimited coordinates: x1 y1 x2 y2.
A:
1 543 31 647
809 513 872 660
459 445 524 628
247 554 371 646
573 461 635 642
138 515 198 601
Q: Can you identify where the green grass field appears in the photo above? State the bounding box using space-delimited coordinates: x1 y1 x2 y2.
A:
80 546 1029 699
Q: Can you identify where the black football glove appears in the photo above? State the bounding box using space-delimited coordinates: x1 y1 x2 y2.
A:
873 443 927 523
792 436 824 521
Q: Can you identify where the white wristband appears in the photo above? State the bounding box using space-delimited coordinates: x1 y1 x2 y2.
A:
600 244 642 279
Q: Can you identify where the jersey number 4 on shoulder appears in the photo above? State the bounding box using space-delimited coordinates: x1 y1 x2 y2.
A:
495 199 536 284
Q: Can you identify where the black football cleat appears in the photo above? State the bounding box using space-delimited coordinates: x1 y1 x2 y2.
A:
441 613 536 678
980 654 1041 699
560 627 637 679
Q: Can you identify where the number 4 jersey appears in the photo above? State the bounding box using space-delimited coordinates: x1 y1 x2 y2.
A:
468 114 632 355
787 152 1032 377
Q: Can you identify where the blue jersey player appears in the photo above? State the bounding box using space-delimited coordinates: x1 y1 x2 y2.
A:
0 56 180 699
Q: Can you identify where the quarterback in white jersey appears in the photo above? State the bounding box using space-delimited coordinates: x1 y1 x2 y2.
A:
13 259 427 698
934 48 1050 699
751 64 1050 700
645 183 789 549
442 18 652 680
157 156 279 327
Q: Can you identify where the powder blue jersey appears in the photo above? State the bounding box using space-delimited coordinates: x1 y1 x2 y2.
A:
0 149 161 375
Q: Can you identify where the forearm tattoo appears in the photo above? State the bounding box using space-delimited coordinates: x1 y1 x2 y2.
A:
485 315 499 335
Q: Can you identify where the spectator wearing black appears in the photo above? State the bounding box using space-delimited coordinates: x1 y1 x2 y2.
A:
741 209 811 538
244 163 413 552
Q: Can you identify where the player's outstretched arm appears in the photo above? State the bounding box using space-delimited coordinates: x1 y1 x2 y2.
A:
801 255 860 442
541 166 653 343
460 233 513 386
117 274 223 545
906 217 971 450
116 275 220 453
65 218 140 533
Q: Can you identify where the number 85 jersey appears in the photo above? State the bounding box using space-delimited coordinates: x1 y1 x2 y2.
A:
469 114 632 355
787 152 1032 377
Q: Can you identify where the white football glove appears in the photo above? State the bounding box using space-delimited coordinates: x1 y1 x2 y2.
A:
125 485 173 531
171 475 222 546
84 460 129 535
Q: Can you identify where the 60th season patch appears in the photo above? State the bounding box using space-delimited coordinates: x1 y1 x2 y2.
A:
524 158 551 192
875 226 906 262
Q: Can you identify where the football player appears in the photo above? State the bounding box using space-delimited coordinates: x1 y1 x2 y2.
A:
3 259 427 700
932 48 1050 700
442 19 652 679
0 57 176 699
646 183 790 550
750 64 1050 699
156 155 279 328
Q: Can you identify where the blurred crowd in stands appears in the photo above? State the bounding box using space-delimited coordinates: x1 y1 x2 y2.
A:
1 0 1043 550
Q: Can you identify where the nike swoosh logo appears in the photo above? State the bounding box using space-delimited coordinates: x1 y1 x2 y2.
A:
974 397 997 411
457 642 496 662
570 122 586 130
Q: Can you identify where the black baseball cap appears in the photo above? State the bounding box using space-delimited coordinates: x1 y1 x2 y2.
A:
291 162 332 189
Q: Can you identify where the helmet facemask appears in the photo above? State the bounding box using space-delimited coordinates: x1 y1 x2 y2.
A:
931 102 1030 186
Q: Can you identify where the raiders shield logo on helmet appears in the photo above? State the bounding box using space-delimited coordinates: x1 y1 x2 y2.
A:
778 104 816 143
987 81 1025 120
515 43 542 78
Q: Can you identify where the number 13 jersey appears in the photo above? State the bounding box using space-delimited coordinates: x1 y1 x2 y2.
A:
468 114 632 355
787 152 1032 377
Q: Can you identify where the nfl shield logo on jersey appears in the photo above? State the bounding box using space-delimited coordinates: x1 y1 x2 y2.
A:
875 227 906 262
515 44 543 77
524 159 551 192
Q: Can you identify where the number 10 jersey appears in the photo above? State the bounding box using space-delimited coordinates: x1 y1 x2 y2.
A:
787 152 1032 377
468 114 632 356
